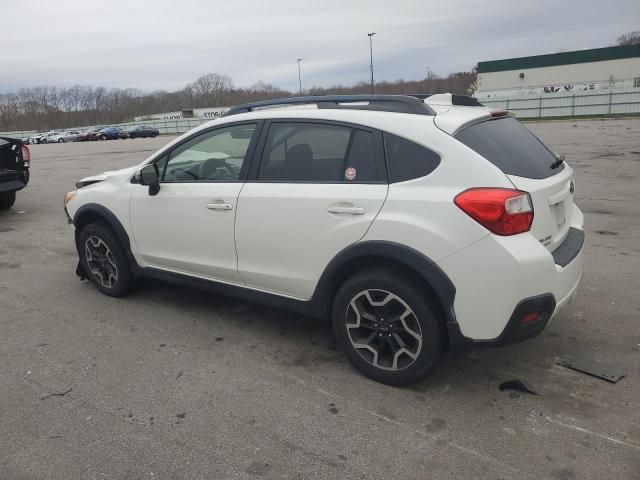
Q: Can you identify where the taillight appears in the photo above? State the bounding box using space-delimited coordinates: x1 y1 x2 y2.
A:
21 145 31 166
454 188 533 236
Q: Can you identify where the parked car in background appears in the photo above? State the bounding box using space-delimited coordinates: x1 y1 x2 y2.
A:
0 136 30 209
40 131 63 144
77 127 104 142
27 133 45 144
89 127 119 141
119 125 160 139
49 131 83 143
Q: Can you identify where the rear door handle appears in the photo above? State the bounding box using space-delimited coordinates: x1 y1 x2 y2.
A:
207 202 233 211
327 206 365 215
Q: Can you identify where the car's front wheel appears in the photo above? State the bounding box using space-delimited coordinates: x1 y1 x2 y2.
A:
58 138 64 143
332 268 443 386
0 191 16 210
78 222 136 297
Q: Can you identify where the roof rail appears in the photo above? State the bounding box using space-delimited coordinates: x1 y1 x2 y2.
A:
224 95 436 116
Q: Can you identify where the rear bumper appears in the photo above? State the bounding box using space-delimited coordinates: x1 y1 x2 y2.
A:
0 179 26 194
439 210 584 345
471 293 556 347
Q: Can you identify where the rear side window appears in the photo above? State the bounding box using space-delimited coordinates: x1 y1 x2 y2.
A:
384 133 440 183
259 122 381 182
455 117 563 179
345 130 378 182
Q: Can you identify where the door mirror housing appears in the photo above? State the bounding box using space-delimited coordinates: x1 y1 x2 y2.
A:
138 164 160 196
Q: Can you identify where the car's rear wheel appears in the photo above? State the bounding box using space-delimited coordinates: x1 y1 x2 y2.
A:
58 138 64 143
332 268 443 386
0 191 16 210
78 222 136 297
99 135 106 141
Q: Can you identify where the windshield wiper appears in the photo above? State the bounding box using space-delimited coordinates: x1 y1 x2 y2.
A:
551 153 565 170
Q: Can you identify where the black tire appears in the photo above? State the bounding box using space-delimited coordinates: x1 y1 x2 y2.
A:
151 133 158 138
58 138 64 143
332 268 443 386
78 222 136 297
0 191 16 210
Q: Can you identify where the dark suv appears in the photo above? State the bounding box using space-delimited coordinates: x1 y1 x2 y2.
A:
0 137 30 209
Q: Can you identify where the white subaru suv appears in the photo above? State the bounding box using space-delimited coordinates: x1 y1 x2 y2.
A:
64 94 584 385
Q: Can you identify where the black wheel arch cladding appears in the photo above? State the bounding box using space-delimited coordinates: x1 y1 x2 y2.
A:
312 241 462 346
73 203 141 275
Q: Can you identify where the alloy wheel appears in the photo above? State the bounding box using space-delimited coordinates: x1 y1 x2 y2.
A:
84 236 119 288
345 289 423 371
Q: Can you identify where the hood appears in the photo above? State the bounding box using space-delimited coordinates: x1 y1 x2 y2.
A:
76 165 137 188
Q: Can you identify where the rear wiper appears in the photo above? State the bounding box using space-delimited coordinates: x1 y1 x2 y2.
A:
550 153 565 169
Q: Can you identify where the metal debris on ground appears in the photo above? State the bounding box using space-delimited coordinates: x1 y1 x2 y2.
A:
556 357 626 383
499 379 539 395
40 387 73 400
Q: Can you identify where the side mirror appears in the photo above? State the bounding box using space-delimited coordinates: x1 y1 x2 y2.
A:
138 164 160 196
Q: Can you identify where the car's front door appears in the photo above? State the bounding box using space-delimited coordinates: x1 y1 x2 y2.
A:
235 120 388 299
129 122 259 283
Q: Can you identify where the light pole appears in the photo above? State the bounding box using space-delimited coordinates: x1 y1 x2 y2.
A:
367 32 376 94
297 58 303 96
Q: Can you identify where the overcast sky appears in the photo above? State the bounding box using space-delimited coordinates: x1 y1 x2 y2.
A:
1 0 639 94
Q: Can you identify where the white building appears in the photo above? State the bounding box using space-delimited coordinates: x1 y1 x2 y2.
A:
134 106 230 122
476 45 640 97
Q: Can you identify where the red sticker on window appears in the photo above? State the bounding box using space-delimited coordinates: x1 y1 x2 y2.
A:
345 167 357 180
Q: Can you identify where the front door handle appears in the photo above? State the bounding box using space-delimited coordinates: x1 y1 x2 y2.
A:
327 205 365 215
207 202 233 211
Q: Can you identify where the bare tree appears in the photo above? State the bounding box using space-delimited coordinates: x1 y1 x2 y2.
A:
0 68 479 132
615 31 640 46
189 73 234 107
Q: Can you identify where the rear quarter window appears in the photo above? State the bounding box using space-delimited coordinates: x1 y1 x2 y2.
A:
455 117 563 179
384 133 441 183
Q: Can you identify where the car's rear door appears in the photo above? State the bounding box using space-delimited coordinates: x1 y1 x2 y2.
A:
235 120 388 299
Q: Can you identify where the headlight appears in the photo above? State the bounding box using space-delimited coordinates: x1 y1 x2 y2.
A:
64 190 77 206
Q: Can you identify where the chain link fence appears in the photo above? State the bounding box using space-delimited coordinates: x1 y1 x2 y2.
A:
0 117 213 140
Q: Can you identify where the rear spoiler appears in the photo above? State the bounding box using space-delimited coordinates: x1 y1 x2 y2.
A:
423 93 484 107
432 105 514 136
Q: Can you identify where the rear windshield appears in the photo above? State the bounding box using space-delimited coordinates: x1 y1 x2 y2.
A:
455 117 563 179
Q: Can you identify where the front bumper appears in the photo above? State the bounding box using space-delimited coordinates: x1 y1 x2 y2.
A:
64 205 73 224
